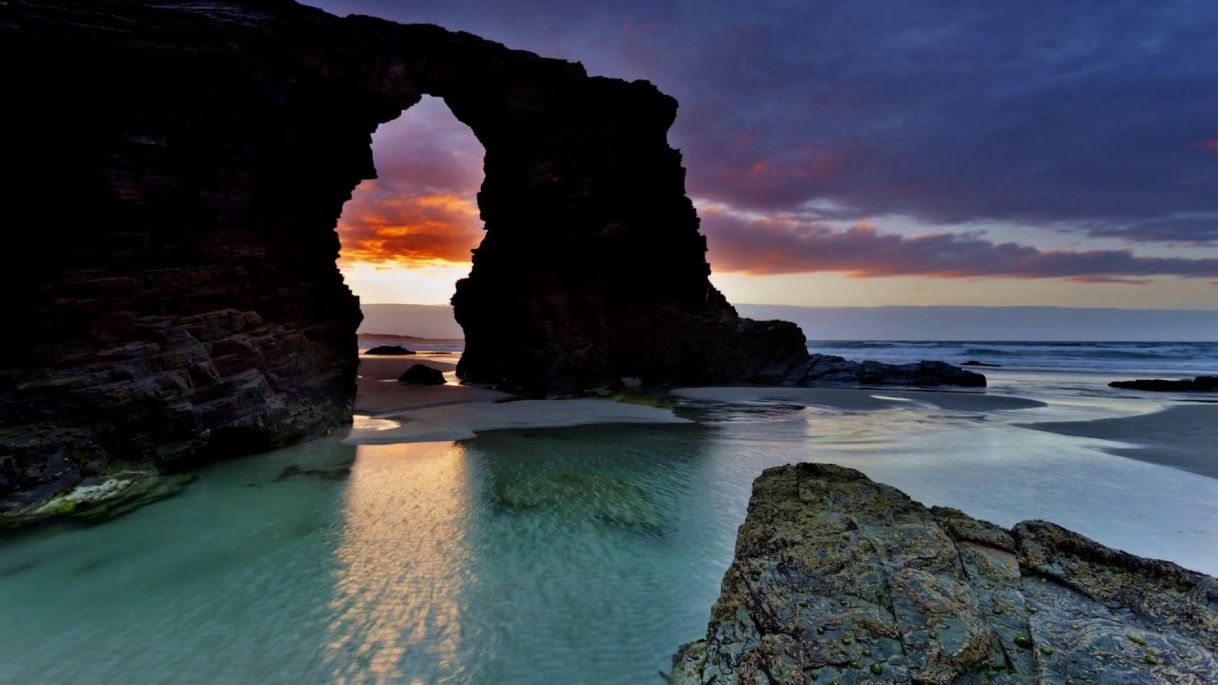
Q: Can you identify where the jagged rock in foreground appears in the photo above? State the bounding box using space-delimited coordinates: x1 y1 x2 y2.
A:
1110 376 1218 392
673 464 1218 684
777 354 987 387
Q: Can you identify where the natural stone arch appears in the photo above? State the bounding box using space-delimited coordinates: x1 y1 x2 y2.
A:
0 1 805 512
354 21 807 392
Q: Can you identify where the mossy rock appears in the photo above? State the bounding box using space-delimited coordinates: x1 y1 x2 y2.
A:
1 471 195 527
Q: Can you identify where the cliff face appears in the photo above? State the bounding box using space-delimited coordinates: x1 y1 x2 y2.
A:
0 0 806 512
673 464 1218 684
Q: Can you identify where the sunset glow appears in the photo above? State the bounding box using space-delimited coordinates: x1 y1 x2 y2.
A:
324 4 1218 310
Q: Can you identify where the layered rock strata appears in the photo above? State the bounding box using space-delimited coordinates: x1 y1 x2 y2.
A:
673 463 1217 684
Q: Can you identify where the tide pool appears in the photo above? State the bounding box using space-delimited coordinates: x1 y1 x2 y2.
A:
2 389 1216 683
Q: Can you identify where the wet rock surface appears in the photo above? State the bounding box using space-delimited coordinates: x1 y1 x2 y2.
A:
1110 376 1218 392
672 463 1218 684
0 471 196 528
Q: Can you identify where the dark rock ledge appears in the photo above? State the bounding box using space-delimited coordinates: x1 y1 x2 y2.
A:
672 464 1217 684
771 354 986 388
1110 376 1218 392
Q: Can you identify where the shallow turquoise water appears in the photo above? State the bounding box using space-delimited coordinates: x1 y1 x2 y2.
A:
2 386 1216 683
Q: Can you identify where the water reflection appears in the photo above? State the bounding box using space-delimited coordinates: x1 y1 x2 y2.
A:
325 442 474 683
322 424 717 682
1 396 1215 683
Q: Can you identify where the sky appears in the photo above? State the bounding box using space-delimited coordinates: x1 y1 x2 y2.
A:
310 0 1218 310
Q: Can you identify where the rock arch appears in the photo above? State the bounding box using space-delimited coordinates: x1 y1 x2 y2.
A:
0 1 805 510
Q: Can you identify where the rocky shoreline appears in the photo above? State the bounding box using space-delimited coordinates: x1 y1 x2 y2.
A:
775 354 986 387
672 463 1218 684
1110 376 1218 392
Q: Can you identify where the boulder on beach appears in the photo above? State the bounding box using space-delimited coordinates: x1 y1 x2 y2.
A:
782 354 987 387
962 359 1001 367
1110 376 1217 392
672 463 1218 684
365 345 415 356
397 364 445 385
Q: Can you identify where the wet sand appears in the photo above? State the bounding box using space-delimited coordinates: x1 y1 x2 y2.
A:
344 399 692 444
354 354 511 414
352 377 1050 446
672 386 1046 412
1023 404 1218 479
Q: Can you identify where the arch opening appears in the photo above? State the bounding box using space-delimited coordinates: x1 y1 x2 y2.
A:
338 96 485 356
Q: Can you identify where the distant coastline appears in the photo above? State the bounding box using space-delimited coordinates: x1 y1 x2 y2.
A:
360 302 1218 341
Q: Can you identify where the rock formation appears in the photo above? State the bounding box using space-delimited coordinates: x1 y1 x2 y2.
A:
673 463 1218 684
0 0 809 514
364 345 415 356
1110 376 1218 392
780 354 986 387
398 364 446 386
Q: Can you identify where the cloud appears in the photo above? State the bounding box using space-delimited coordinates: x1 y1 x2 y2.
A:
701 209 1218 281
338 188 483 265
1083 214 1218 246
333 1 1218 246
337 96 485 266
309 0 1218 250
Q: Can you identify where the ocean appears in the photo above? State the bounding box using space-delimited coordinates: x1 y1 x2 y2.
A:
808 340 1218 376
2 340 1215 683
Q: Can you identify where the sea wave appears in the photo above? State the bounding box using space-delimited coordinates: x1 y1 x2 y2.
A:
806 340 1218 375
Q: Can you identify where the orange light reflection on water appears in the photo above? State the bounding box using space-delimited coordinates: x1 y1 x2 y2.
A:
323 441 474 683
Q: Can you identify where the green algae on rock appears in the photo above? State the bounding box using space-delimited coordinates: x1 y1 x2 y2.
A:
1 471 195 527
672 463 1218 684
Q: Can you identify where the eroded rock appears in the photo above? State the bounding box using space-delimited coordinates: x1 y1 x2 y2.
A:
0 0 806 515
673 463 1218 684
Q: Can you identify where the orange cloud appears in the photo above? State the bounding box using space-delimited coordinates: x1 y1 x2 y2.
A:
338 187 483 266
1196 138 1218 152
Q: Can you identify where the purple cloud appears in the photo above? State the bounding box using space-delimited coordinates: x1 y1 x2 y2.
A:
701 210 1218 281
307 0 1218 246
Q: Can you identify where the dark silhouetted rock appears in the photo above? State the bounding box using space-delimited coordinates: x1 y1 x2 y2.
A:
1110 376 1218 392
784 354 986 387
962 359 1002 367
673 463 1218 684
398 364 446 385
364 345 415 356
0 0 807 515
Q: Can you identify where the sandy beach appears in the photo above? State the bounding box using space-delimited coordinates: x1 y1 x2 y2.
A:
354 359 1216 486
1024 403 1218 479
672 385 1046 412
354 353 511 414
